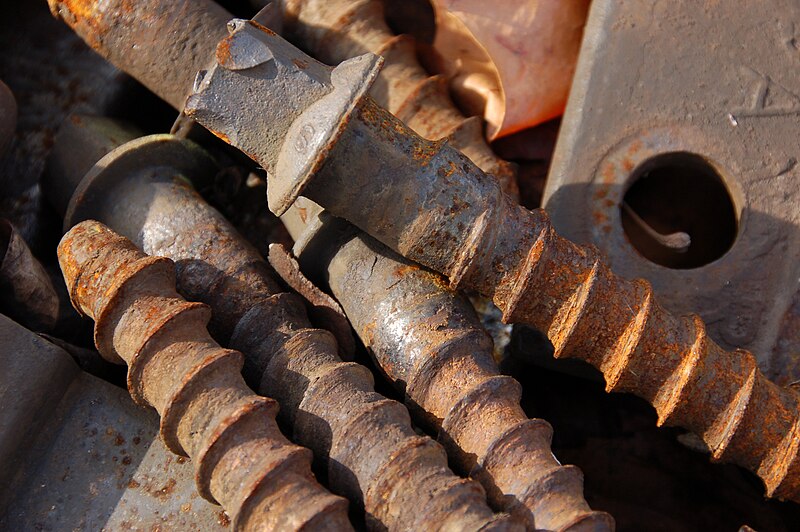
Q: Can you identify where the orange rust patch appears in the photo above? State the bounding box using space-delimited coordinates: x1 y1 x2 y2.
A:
622 158 634 172
292 58 309 70
62 0 96 21
216 38 234 66
601 163 616 184
394 264 420 277
592 210 608 226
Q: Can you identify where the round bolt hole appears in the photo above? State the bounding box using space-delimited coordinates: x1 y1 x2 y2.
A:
620 152 737 269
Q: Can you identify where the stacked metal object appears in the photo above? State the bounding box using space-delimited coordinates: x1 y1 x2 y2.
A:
1 0 799 530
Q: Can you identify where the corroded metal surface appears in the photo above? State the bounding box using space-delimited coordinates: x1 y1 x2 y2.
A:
47 0 800 510
170 18 800 505
283 198 613 531
47 0 229 110
543 0 800 387
49 118 520 531
280 0 519 199
0 218 59 331
57 221 350 531
0 314 226 531
267 243 356 359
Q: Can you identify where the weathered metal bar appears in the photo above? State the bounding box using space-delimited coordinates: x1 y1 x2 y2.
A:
0 218 59 331
48 116 520 532
57 221 351 531
282 198 613 531
279 0 519 199
46 0 229 110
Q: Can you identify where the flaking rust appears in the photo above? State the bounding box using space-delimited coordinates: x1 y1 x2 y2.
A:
49 116 520 532
283 198 613 531
57 221 351 532
279 0 520 200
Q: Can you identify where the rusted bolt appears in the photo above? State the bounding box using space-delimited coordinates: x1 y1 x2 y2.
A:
47 115 521 532
185 18 800 506
280 0 519 200
283 197 614 531
57 220 351 531
0 219 59 332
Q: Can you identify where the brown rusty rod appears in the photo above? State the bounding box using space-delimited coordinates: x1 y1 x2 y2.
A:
283 198 614 531
278 0 520 200
49 116 521 531
57 220 351 531
46 0 230 110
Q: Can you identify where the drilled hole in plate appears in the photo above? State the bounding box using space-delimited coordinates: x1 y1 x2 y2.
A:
620 152 737 269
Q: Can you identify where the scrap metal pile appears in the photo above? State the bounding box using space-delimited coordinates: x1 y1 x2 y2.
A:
1 0 799 530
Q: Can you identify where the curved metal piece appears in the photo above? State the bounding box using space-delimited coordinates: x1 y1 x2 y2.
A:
283 198 614 531
0 219 59 331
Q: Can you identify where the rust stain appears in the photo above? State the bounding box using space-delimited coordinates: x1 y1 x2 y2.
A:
216 37 233 67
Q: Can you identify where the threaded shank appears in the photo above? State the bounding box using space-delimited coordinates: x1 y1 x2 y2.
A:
324 231 613 530
57 220 351 531
68 172 518 531
457 201 800 504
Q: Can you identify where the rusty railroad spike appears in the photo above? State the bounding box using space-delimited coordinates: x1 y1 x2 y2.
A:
48 0 800 505
57 220 351 531
282 198 614 531
47 115 521 532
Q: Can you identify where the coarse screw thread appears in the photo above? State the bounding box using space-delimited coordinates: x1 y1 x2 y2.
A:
309 214 614 531
57 220 351 531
